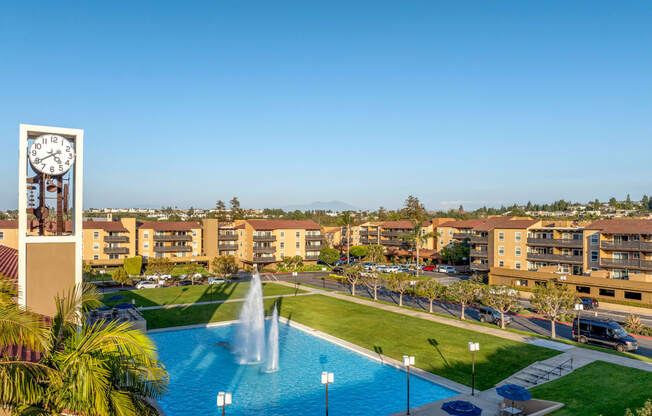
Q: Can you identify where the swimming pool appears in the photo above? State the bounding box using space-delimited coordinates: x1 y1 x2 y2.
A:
151 323 458 415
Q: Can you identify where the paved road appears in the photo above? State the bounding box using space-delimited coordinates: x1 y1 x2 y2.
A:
270 273 652 359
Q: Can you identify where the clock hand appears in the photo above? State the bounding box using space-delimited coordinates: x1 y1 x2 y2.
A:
38 153 55 162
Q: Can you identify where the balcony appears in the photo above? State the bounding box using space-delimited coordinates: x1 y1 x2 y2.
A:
381 230 407 237
104 247 129 255
381 239 403 247
104 235 129 243
600 240 652 252
253 235 276 242
470 249 488 258
253 245 276 254
453 233 473 240
305 234 322 241
360 238 379 245
153 234 192 242
600 258 652 271
153 245 192 253
527 238 582 248
252 255 276 263
306 244 322 251
218 243 238 250
526 252 583 264
218 233 238 241
305 255 319 261
469 236 488 244
471 263 489 271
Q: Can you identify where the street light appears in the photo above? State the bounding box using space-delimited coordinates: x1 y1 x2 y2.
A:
574 303 584 342
216 392 232 416
468 342 480 396
403 355 415 415
321 371 334 416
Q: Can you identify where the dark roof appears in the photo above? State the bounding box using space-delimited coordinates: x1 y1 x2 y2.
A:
586 219 652 234
380 220 414 229
83 221 127 232
245 219 321 231
137 221 201 231
0 245 18 284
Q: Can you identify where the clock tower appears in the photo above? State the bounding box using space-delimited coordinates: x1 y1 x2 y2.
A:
18 124 84 316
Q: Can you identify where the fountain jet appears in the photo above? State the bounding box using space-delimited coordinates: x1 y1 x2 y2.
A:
264 304 280 373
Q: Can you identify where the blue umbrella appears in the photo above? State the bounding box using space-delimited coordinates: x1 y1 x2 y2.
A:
107 295 123 301
113 302 135 310
441 400 482 416
496 384 532 402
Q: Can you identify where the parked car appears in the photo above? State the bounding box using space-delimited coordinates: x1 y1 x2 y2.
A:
422 265 436 271
572 317 637 352
438 265 457 274
178 280 193 286
332 266 344 274
135 281 158 289
579 297 599 310
208 277 225 285
478 307 512 326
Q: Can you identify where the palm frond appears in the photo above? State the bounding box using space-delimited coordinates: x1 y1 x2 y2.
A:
0 304 48 352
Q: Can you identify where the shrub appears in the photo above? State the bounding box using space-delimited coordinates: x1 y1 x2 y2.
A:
123 256 143 276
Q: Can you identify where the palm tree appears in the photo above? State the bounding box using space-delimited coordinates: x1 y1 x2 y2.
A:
0 279 168 415
339 211 355 264
400 219 439 277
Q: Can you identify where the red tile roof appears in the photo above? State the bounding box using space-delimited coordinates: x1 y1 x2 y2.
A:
0 220 18 229
83 221 127 232
472 217 539 231
586 219 652 234
137 221 201 231
0 245 18 284
438 219 485 229
245 219 321 230
380 220 414 229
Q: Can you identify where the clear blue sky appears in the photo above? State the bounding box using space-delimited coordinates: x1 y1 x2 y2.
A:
1 1 651 211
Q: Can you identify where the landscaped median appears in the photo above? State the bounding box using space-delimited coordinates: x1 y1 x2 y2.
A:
142 293 559 390
101 282 303 308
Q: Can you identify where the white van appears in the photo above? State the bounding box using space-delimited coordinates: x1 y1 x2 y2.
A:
438 265 457 274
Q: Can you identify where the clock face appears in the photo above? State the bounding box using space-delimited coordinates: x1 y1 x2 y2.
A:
28 134 76 176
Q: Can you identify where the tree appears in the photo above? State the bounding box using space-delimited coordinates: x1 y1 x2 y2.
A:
365 244 385 264
417 279 446 313
342 264 363 296
400 218 439 277
145 257 173 276
211 255 239 279
386 272 412 307
123 255 143 276
625 400 652 416
530 280 575 339
402 195 426 220
0 281 168 415
230 197 243 220
440 243 470 265
339 211 355 263
318 247 340 265
481 285 520 329
448 280 478 320
112 267 131 288
215 200 227 221
361 271 382 301
349 245 369 259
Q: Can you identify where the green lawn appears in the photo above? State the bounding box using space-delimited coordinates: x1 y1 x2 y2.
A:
102 282 303 307
531 361 652 416
144 294 559 389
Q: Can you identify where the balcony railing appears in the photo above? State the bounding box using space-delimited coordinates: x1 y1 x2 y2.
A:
360 238 379 245
600 258 652 271
306 244 322 251
453 233 473 240
218 234 238 241
471 263 489 271
526 252 583 264
153 245 192 253
381 230 407 237
469 236 488 244
600 240 652 252
253 246 276 254
104 247 129 255
153 234 192 242
305 234 322 241
381 239 404 246
218 243 238 250
253 235 276 242
252 255 276 263
470 249 488 258
527 238 582 248
104 235 129 243
305 255 319 261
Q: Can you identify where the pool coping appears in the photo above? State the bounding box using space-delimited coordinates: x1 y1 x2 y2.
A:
148 318 470 396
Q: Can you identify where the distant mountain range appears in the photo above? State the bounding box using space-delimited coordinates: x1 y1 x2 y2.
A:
279 201 358 212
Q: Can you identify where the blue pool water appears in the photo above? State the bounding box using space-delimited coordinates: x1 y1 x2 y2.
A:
151 323 458 415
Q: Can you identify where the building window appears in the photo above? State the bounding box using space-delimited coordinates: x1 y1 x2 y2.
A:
599 288 615 297
144 242 149 249
296 231 300 238
515 247 521 257
192 241 198 248
576 286 591 294
280 242 285 249
280 252 284 258
624 291 642 301
295 250 300 256
449 230 453 236
0 231 3 240
591 234 599 246
296 242 300 249
440 240 444 245
515 279 528 286
280 231 285 238
498 246 504 256
93 243 99 251
192 231 197 237
498 232 504 242
93 255 99 260
93 231 99 239
515 261 521 270
515 232 521 242
143 232 149 239
498 260 504 267
591 251 598 262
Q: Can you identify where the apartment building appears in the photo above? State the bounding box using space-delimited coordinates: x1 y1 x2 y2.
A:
239 219 322 266
82 218 137 264
137 221 203 260
0 220 18 250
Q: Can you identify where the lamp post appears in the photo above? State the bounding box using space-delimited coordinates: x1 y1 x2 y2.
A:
574 303 583 342
216 392 232 416
403 355 415 415
468 342 480 396
321 371 334 416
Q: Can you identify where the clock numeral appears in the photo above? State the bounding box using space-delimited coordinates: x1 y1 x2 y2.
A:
41 164 45 170
65 160 70 166
34 158 40 164
31 150 36 156
35 143 41 150
59 165 63 172
68 153 73 159
66 146 71 152
42 137 47 144
49 166 54 173
52 137 58 143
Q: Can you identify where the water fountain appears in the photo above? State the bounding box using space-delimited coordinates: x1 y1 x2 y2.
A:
233 272 266 364
264 305 280 373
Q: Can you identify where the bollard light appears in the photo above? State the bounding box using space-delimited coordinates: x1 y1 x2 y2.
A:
468 342 480 396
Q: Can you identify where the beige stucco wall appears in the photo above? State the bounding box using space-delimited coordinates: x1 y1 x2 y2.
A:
25 242 76 316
